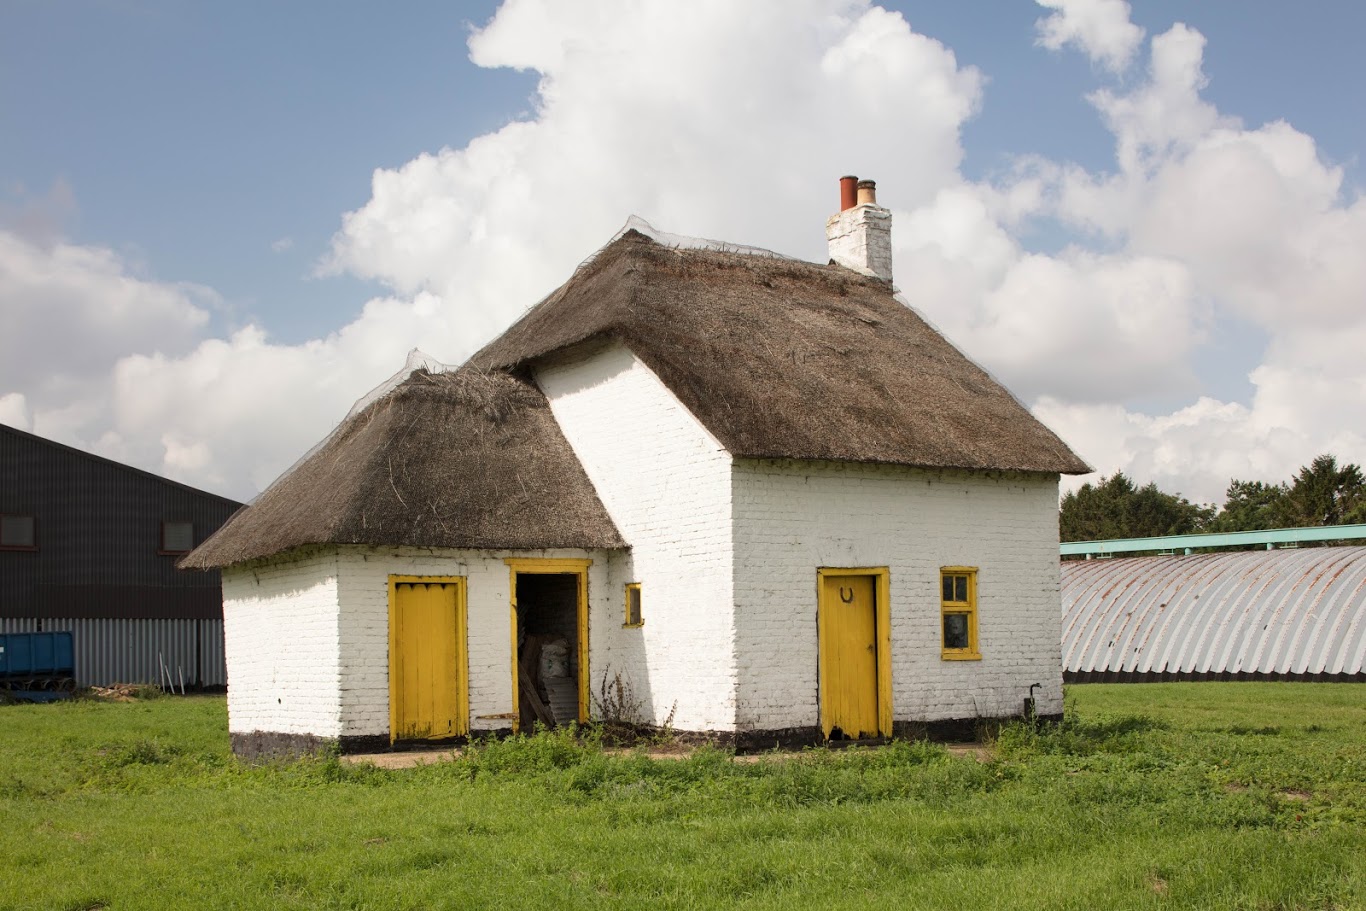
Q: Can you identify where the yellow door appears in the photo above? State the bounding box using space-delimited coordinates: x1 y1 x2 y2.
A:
389 578 467 742
819 573 879 739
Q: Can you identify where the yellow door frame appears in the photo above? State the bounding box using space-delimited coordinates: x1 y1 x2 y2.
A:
816 566 893 738
505 557 592 731
387 574 469 744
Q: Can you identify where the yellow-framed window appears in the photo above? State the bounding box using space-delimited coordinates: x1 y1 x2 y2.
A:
624 582 643 628
940 567 981 660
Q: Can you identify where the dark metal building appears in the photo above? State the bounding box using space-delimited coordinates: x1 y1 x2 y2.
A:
0 424 242 687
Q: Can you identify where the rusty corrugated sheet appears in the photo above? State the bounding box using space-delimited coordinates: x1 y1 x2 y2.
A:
1061 547 1366 681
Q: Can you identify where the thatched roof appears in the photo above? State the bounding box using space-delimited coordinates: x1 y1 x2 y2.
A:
474 230 1090 475
181 368 626 570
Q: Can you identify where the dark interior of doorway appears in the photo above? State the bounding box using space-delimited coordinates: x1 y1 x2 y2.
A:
515 573 579 730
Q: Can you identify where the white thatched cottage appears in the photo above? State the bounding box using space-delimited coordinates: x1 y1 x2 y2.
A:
185 178 1089 756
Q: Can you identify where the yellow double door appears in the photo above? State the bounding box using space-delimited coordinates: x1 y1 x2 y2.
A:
389 577 468 742
818 570 890 740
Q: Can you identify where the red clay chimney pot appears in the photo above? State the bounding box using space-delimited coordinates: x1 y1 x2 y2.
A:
839 175 858 212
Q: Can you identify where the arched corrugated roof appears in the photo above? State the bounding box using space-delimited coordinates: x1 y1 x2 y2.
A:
1061 546 1366 681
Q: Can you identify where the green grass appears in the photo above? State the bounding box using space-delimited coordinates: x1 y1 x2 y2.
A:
0 683 1362 910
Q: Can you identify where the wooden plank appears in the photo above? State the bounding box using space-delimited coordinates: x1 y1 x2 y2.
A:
518 663 555 727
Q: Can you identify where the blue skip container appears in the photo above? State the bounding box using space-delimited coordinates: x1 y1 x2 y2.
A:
0 631 76 683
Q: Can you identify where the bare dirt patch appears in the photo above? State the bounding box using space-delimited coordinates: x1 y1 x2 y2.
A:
344 749 460 769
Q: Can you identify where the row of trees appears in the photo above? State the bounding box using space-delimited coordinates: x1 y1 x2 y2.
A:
1060 454 1366 543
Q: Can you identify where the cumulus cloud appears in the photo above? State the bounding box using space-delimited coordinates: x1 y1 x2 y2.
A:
326 0 982 317
896 186 1206 405
0 229 215 462
102 292 466 493
884 7 1366 502
0 393 30 431
5 0 1364 510
1010 18 1366 501
1035 0 1145 74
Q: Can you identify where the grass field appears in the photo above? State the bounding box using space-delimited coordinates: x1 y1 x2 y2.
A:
1 683 1362 910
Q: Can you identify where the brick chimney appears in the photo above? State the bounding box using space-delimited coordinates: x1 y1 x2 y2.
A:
825 176 892 282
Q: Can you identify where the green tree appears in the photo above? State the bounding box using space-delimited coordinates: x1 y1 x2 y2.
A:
1209 479 1289 532
1060 472 1213 542
1280 454 1366 527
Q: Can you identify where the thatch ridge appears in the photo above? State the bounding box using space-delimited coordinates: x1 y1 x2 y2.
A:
474 230 1090 475
181 367 625 569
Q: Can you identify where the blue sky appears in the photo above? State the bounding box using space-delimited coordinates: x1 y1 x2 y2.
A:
3 1 1365 502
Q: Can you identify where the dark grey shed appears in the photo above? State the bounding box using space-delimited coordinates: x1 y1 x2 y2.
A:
0 423 242 687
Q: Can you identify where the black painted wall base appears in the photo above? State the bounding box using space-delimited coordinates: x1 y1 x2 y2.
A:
230 729 516 760
230 731 333 760
231 714 1062 760
726 714 1062 754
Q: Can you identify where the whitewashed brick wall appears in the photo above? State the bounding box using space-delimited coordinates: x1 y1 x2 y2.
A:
536 342 738 731
225 544 625 741
731 460 1064 729
333 546 619 737
825 204 893 281
222 551 344 737
222 349 1065 741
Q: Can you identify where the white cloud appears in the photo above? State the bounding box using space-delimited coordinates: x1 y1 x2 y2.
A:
10 1 977 496
99 291 472 495
1036 339 1366 504
326 0 983 317
1035 0 1144 74
5 0 1365 513
0 392 30 431
0 232 210 397
1089 25 1232 174
1013 20 1366 500
0 229 215 461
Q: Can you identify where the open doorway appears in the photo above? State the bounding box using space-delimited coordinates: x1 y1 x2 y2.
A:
506 559 590 731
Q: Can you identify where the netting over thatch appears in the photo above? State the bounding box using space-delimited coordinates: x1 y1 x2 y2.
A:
180 367 625 569
474 229 1090 475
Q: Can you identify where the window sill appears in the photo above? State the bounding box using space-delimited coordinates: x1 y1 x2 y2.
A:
0 545 38 552
158 550 191 557
941 651 982 661
622 622 644 629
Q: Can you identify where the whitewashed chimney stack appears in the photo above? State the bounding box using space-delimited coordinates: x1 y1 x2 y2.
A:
826 176 893 282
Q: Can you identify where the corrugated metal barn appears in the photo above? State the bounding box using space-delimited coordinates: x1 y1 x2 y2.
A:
1 424 241 688
1062 546 1366 682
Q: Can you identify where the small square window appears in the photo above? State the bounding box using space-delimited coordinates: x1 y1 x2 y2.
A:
940 567 980 660
624 583 643 627
162 521 194 554
0 514 36 549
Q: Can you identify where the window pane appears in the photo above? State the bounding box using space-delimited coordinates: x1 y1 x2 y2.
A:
942 575 953 602
943 613 969 650
627 586 642 625
163 521 194 553
954 575 968 602
1 515 35 547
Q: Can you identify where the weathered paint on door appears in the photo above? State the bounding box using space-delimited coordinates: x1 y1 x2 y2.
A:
819 573 880 739
389 577 467 742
